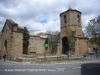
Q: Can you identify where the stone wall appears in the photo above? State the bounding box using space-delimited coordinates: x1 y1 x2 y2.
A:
11 32 23 57
60 10 83 37
1 20 12 58
0 19 24 59
59 8 88 55
29 36 45 54
0 33 2 52
75 38 88 54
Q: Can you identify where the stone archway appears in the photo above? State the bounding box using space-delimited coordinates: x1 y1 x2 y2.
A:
62 37 69 54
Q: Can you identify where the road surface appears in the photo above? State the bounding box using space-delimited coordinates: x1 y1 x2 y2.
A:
0 60 100 75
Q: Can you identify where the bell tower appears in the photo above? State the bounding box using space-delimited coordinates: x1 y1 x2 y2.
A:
58 7 87 55
60 6 83 37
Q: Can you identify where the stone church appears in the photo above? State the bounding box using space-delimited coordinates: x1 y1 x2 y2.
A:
0 7 88 59
0 19 24 59
57 7 88 55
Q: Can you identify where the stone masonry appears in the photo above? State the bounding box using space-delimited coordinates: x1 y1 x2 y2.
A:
0 7 89 59
0 19 24 59
29 35 46 54
0 32 2 52
59 7 88 55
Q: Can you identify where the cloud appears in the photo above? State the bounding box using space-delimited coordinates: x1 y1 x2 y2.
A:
0 0 100 34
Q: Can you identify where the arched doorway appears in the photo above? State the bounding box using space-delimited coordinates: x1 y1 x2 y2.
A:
62 37 69 54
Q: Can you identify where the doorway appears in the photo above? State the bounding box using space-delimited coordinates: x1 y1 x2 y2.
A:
62 37 69 54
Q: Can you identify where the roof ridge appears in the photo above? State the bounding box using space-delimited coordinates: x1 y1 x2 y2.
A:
7 19 18 25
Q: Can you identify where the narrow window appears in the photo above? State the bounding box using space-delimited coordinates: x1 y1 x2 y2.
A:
6 29 7 33
65 25 66 28
65 20 66 23
64 15 66 19
77 15 80 22
4 40 7 49
64 15 67 23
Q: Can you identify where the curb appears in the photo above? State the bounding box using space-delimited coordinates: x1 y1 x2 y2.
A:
3 59 100 65
32 60 100 65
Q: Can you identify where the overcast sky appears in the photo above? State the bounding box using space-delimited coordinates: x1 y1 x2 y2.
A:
0 0 100 34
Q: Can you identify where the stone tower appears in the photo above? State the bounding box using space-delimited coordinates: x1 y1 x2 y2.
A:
59 7 88 55
60 7 83 37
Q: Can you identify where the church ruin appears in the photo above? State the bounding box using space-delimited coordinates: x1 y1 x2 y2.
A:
58 7 88 55
0 7 88 59
0 19 24 59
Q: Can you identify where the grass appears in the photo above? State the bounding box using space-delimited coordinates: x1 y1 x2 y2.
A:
46 58 82 61
23 54 82 63
36 58 82 63
23 53 57 58
23 54 43 58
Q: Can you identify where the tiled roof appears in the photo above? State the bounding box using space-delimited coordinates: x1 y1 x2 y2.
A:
29 34 34 37
60 7 81 16
2 19 24 33
67 7 73 11
29 34 46 39
29 34 39 37
17 26 24 30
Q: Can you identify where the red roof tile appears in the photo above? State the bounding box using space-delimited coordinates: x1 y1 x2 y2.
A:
17 26 24 30
67 7 73 10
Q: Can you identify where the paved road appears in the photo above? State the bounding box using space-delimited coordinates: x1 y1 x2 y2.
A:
0 60 100 75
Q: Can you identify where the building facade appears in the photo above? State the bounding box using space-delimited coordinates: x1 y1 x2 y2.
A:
29 35 46 54
0 19 24 59
0 7 88 59
0 32 2 52
59 7 88 55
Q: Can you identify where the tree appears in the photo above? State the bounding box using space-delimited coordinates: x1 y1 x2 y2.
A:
23 27 30 54
85 15 100 45
88 37 95 45
85 15 100 56
89 36 100 46
46 30 59 54
85 15 100 37
45 38 48 44
65 25 75 58
97 36 100 46
44 37 49 61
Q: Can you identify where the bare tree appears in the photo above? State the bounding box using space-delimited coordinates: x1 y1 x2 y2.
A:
46 30 59 54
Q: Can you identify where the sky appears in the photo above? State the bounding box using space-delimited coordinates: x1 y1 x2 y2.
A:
0 0 100 34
